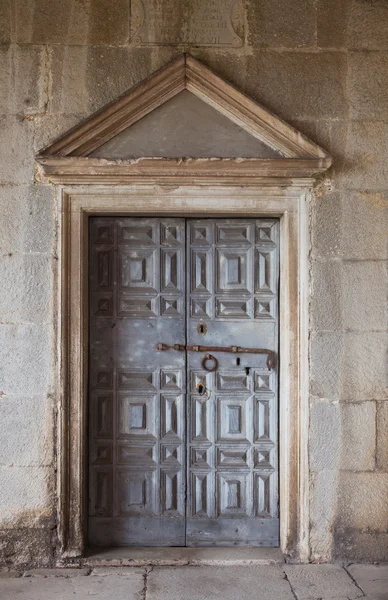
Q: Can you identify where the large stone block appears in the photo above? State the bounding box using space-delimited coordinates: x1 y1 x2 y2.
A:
0 116 35 184
0 254 54 325
247 0 316 48
0 324 53 397
245 51 348 122
0 185 56 255
317 0 350 48
348 53 388 120
0 397 54 467
347 0 388 50
377 401 388 471
284 564 361 599
49 46 177 115
309 470 338 561
0 528 54 568
0 1 11 44
334 530 388 562
347 564 388 598
0 466 54 527
310 400 376 471
311 260 388 331
337 472 388 531
14 0 130 45
312 191 388 260
311 331 388 400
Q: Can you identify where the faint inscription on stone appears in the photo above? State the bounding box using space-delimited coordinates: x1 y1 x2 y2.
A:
131 0 243 47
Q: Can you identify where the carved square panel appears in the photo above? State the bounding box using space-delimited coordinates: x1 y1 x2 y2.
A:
161 470 182 514
120 249 157 294
161 369 182 392
96 248 113 290
117 394 157 440
191 249 212 294
216 223 252 246
117 444 156 468
161 394 183 441
216 371 250 392
255 220 278 245
118 222 156 246
160 296 183 317
191 371 212 393
94 393 113 437
191 396 211 443
217 473 248 517
161 249 182 293
161 221 183 246
216 249 251 294
254 472 274 517
254 397 275 443
217 397 249 442
190 223 213 247
254 296 276 320
118 296 158 317
118 470 155 516
190 297 212 318
93 443 113 466
92 469 113 517
94 223 114 245
255 248 276 293
253 447 274 469
190 447 211 470
93 293 113 317
216 447 249 469
254 370 275 393
216 297 251 319
94 368 113 389
118 370 156 392
191 472 212 517
161 444 181 468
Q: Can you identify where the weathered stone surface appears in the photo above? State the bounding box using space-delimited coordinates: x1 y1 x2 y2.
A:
0 117 35 184
311 260 388 331
0 466 54 527
312 191 388 260
348 53 388 120
14 0 130 45
336 121 388 190
317 0 350 48
0 1 11 44
376 401 388 471
311 331 388 400
0 254 54 325
147 566 294 600
0 325 53 397
309 470 338 562
0 572 145 599
347 563 388 599
0 397 53 467
310 400 376 471
0 529 54 568
0 185 56 255
90 567 147 576
348 0 388 50
0 570 21 578
25 568 90 577
247 0 315 48
334 530 388 563
49 46 178 115
245 51 348 121
284 564 361 599
338 472 388 531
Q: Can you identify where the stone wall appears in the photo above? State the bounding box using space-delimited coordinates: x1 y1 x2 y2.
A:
0 0 387 566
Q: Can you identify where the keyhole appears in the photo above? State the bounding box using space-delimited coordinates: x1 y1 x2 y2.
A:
245 367 250 376
197 383 206 396
236 357 241 366
197 321 207 336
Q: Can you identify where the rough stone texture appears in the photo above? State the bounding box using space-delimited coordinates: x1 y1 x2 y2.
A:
25 567 91 577
283 564 362 599
0 0 387 566
147 566 294 600
310 400 376 471
0 572 145 600
347 564 388 599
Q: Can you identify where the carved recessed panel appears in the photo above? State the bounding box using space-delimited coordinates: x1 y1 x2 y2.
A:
118 296 157 317
161 470 181 514
217 473 248 517
92 470 113 516
118 223 156 246
216 298 251 319
120 249 157 294
216 249 250 294
118 470 155 516
191 250 212 294
254 472 274 517
117 444 156 468
216 371 250 392
191 472 211 517
217 397 249 442
118 370 156 392
96 249 113 290
117 394 157 439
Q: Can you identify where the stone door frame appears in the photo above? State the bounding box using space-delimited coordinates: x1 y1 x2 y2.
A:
57 181 312 561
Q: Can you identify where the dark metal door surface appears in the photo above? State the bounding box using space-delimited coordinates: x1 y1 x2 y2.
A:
88 217 279 547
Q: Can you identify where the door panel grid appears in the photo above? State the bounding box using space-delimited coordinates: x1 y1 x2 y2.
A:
89 217 279 547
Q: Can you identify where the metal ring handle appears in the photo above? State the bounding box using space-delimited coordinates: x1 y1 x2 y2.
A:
201 354 218 373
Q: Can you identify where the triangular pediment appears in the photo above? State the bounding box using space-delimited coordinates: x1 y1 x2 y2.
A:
37 54 331 183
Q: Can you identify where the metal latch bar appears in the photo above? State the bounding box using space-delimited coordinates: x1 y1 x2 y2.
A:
156 343 276 370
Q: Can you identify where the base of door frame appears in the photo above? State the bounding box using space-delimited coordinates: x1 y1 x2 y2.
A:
58 547 284 568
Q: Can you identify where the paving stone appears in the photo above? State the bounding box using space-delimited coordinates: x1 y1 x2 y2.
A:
25 568 90 577
0 573 144 600
284 564 362 599
347 563 388 599
247 0 316 48
147 566 294 600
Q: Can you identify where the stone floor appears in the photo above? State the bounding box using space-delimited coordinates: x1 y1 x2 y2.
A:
0 563 387 600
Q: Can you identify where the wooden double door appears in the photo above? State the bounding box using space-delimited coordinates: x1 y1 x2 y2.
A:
88 217 279 547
